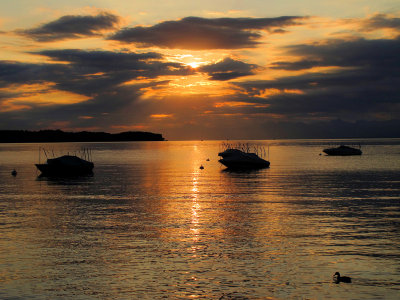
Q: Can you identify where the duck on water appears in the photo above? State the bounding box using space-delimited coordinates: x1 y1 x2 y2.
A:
333 272 352 284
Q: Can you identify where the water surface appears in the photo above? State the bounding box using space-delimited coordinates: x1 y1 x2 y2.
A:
1 139 400 299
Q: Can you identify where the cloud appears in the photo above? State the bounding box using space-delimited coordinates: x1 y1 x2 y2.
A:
228 36 400 122
199 57 259 80
213 34 399 136
36 49 163 72
29 49 193 95
0 67 166 130
360 13 400 32
0 61 60 87
108 16 305 50
16 12 121 42
2 12 399 139
270 37 400 70
0 49 193 129
233 65 400 121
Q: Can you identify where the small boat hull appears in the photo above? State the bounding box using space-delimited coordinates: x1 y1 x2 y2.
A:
35 155 94 176
219 159 270 169
323 145 362 156
218 148 270 170
35 163 94 176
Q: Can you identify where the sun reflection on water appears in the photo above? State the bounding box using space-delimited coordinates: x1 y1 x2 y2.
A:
190 166 201 252
2 141 400 299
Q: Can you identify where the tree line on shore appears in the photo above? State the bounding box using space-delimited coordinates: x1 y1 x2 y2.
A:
0 130 164 143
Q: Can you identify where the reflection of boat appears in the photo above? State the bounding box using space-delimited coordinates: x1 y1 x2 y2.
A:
218 149 270 169
35 155 94 176
323 145 362 156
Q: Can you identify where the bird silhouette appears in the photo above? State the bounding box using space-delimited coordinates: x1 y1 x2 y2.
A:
333 272 352 284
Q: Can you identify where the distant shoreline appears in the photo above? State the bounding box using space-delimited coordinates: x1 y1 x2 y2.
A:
0 130 165 143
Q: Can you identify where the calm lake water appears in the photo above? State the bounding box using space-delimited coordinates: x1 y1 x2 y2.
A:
1 139 400 299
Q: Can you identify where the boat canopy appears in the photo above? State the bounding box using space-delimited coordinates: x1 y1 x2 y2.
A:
47 155 93 167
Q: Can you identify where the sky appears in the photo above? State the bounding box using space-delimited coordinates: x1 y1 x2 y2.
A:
0 1 399 140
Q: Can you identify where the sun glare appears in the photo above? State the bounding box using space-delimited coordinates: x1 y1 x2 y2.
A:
186 61 203 68
167 53 210 69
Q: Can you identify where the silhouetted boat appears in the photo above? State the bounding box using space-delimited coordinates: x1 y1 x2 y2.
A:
218 148 270 169
35 155 94 176
323 145 362 156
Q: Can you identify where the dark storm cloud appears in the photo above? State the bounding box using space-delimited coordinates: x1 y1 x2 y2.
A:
36 49 163 73
0 49 193 130
29 49 193 95
0 53 175 98
270 59 321 71
0 80 168 131
16 12 121 41
231 36 400 124
0 61 63 87
233 70 399 122
360 13 400 32
39 48 162 63
271 37 400 70
239 67 395 92
199 57 259 80
108 16 305 49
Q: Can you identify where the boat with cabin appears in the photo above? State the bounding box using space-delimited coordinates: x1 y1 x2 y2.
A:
218 143 270 169
35 148 94 176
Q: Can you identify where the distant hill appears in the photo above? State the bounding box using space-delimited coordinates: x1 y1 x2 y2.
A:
0 130 165 143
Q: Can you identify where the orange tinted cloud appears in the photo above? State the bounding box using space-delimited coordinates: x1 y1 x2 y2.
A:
1 8 399 139
109 16 306 50
0 83 90 112
111 124 149 130
16 12 121 42
150 114 173 119
214 101 269 108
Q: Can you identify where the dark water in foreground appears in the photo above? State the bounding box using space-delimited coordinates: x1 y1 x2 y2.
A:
1 139 399 299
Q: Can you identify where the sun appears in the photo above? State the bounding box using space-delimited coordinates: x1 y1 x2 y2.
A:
169 54 208 69
186 61 202 68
